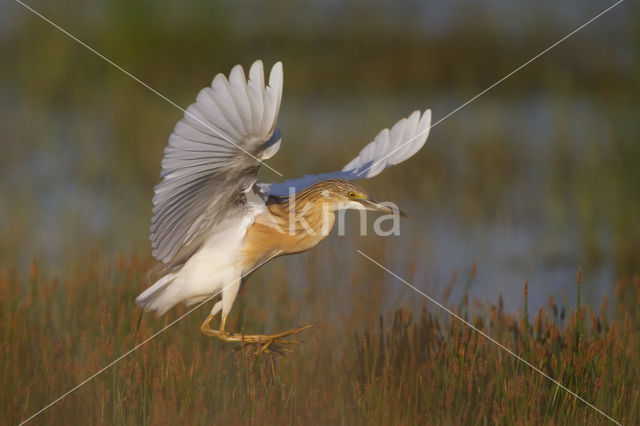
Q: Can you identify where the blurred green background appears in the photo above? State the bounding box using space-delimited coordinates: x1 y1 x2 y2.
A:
1 0 638 313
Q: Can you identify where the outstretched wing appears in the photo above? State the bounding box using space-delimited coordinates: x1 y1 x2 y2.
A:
259 109 431 196
151 60 283 265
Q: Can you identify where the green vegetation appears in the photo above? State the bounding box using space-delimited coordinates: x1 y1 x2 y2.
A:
1 255 638 424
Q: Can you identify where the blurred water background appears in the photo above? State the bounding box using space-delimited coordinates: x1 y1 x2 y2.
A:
1 0 638 315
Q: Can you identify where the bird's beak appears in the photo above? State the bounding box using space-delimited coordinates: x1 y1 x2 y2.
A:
362 199 410 218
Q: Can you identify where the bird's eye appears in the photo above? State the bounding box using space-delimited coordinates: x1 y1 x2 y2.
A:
348 191 356 199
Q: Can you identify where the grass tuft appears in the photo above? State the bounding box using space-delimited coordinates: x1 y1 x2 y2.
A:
1 256 638 425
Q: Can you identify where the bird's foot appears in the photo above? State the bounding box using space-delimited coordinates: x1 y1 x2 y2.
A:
238 325 315 356
201 320 315 356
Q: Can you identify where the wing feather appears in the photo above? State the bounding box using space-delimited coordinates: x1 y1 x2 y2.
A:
150 60 283 265
248 61 265 129
228 65 253 130
259 109 431 196
262 62 283 132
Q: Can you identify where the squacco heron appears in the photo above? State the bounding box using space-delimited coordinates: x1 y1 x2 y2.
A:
136 60 431 351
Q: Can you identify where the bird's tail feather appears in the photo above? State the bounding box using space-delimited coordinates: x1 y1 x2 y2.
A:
135 273 176 314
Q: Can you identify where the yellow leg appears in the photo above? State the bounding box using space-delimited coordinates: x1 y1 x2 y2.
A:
200 314 314 354
219 313 227 336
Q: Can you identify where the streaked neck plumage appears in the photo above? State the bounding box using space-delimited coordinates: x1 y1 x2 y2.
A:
241 183 340 266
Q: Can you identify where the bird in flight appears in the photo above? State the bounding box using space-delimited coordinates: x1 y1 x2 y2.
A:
136 60 431 352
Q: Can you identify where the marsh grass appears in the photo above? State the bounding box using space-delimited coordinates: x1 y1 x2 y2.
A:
1 255 638 425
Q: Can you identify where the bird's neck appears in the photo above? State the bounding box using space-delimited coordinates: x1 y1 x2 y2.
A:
241 195 337 263
265 196 337 246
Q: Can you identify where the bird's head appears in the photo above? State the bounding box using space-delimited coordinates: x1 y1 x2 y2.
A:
312 179 409 217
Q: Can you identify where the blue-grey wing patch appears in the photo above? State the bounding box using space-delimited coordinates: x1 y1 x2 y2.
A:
259 109 431 196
